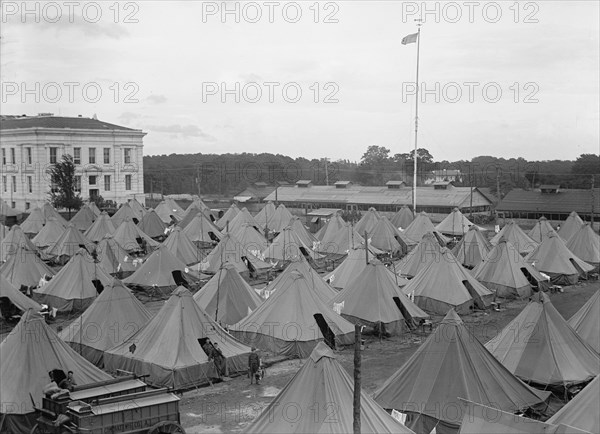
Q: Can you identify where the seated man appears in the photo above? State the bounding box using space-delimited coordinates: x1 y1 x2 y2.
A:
43 371 61 396
59 371 77 392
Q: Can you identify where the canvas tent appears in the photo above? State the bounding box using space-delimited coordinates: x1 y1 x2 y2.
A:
44 224 93 263
84 211 116 243
331 260 426 335
227 223 268 258
231 269 354 358
181 212 223 245
314 212 345 241
451 226 492 268
154 198 184 223
391 205 414 230
0 310 112 434
565 223 600 268
111 202 139 227
490 221 538 256
528 216 559 243
87 201 101 217
224 207 261 233
126 198 147 220
401 248 494 314
94 234 137 275
1 224 37 262
31 217 66 250
0 245 54 288
369 216 411 254
123 244 193 292
525 233 594 285
324 246 381 290
59 279 153 367
254 201 276 231
193 262 262 327
472 238 549 299
547 375 599 434
265 204 294 234
403 212 450 245
317 221 369 255
435 207 479 237
393 232 443 278
354 207 382 235
19 206 46 235
162 226 203 265
287 217 318 249
104 287 251 389
35 248 113 312
262 226 322 265
216 203 240 230
485 292 600 390
197 233 272 277
0 273 42 319
69 205 96 231
247 342 414 434
558 211 585 241
270 259 338 301
568 290 600 353
112 218 160 253
137 209 167 238
373 310 549 434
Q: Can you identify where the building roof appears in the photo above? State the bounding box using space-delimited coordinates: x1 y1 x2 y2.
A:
497 188 600 215
0 115 138 131
234 184 277 201
263 184 491 208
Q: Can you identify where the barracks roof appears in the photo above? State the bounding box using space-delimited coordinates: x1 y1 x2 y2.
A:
497 188 599 215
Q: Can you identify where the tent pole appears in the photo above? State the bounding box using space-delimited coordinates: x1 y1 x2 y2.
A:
353 324 362 434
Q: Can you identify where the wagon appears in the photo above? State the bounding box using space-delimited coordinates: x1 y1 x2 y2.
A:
31 376 185 434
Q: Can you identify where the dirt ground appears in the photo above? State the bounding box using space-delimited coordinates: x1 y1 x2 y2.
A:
175 279 599 433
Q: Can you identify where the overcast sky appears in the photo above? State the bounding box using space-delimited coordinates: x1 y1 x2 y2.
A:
1 1 598 162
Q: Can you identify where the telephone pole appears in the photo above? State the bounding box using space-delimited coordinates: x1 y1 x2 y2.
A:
591 174 595 228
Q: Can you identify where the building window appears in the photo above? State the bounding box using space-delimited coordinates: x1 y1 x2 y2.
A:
49 147 58 164
104 148 110 164
104 175 111 191
73 147 81 164
2 176 6 192
124 148 132 164
27 176 32 193
25 202 30 210
89 175 97 185
1 149 5 165
75 176 81 192
26 147 32 164
89 148 96 164
10 148 16 164
12 176 16 192
11 202 15 209
125 174 132 190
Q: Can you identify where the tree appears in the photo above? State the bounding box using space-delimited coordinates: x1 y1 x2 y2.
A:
396 148 434 163
571 154 600 188
360 145 391 166
48 154 83 218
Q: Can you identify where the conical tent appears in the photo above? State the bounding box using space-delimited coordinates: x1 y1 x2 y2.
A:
288 217 318 249
332 261 427 334
1 224 37 262
31 217 66 249
95 234 137 274
0 273 42 318
266 204 294 233
472 238 549 299
354 207 382 235
69 205 96 231
84 211 116 242
193 262 262 327
20 206 46 235
525 233 594 285
59 279 153 367
373 310 549 434
227 223 268 258
0 246 54 288
137 209 167 238
393 232 443 279
254 201 276 231
485 292 600 389
162 226 203 265
451 225 491 268
270 259 338 301
565 223 600 268
35 249 113 312
401 248 494 314
391 205 414 230
558 211 585 241
231 269 354 358
490 221 538 255
568 290 600 353
216 203 240 230
0 310 112 434
112 218 160 253
104 287 251 389
179 200 214 228
123 244 193 291
0 199 21 217
528 216 559 243
154 198 184 223
403 212 450 245
548 375 599 434
318 222 370 255
197 233 272 277
87 201 101 217
182 212 223 245
41 202 69 226
369 216 411 254
315 213 347 244
247 342 414 434
111 202 139 227
435 207 479 237
263 226 322 264
44 224 93 263
225 207 261 233
127 198 147 220
324 246 382 291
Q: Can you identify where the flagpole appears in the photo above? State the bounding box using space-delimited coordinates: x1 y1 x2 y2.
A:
413 25 421 217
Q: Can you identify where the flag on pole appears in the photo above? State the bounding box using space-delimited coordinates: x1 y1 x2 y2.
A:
402 32 419 45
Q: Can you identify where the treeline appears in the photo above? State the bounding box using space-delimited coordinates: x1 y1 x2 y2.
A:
143 148 599 198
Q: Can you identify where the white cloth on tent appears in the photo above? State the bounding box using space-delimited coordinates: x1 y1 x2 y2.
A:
391 409 407 424
333 301 344 315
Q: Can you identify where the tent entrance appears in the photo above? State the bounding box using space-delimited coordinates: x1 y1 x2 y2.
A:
208 231 219 243
393 297 416 330
313 314 335 350
462 280 485 310
241 256 257 278
91 279 104 294
520 267 539 288
172 270 187 287
569 258 587 279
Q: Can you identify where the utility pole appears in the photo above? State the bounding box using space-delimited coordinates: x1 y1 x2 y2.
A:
324 158 329 186
496 167 501 201
469 164 473 219
353 324 362 434
591 175 595 228
196 165 201 197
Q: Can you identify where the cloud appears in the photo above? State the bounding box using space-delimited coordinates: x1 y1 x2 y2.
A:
146 124 217 140
118 112 141 124
147 94 167 104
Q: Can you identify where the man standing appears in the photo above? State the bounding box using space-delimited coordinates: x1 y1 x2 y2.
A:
248 347 260 385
